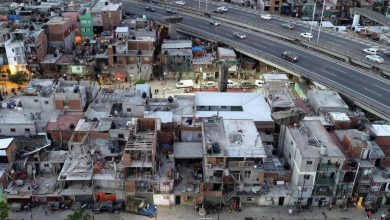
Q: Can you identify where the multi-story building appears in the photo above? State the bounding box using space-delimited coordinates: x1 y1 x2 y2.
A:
25 29 48 73
281 120 345 207
54 80 99 111
79 12 93 40
5 30 28 75
45 16 75 53
202 118 267 204
122 118 157 202
161 40 193 78
91 0 123 32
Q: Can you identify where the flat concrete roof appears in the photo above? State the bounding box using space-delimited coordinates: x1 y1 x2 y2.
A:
162 40 192 49
371 124 390 136
308 90 349 110
174 142 203 159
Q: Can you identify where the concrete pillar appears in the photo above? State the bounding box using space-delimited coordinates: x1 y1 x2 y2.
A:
219 64 229 92
352 14 360 27
168 22 177 40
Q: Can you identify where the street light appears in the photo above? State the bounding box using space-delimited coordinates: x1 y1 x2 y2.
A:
308 0 317 47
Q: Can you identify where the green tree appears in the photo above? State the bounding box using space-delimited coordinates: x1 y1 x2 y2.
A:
8 72 28 85
66 209 91 220
133 79 146 85
0 201 9 220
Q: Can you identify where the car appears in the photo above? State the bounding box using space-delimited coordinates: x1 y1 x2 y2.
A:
209 20 220 26
282 51 299 62
233 32 246 39
300 32 313 39
166 9 176 14
145 7 155 12
281 23 295 29
255 80 264 88
240 81 255 88
383 51 390 57
227 80 238 88
260 14 271 20
363 48 379 55
201 81 216 88
366 54 384 63
216 6 228 12
175 1 186 5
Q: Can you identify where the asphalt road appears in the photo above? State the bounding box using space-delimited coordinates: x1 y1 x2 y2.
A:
163 0 390 66
125 2 390 118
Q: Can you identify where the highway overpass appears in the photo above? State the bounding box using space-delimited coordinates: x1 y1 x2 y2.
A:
125 2 390 121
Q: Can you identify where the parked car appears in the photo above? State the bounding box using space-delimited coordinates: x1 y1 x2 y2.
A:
260 14 271 20
363 48 379 55
227 80 237 88
176 80 194 88
145 7 155 12
209 20 220 26
233 32 246 39
282 51 299 62
254 80 264 88
166 9 176 14
194 202 219 214
300 32 313 39
93 201 124 214
216 6 228 12
366 54 384 63
175 1 186 5
201 81 216 88
281 23 295 29
240 81 255 88
383 50 390 57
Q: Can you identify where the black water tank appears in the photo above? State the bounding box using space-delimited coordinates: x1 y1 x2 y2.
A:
212 143 220 154
167 96 173 103
142 92 147 99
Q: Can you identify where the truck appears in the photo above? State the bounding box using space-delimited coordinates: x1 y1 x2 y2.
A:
126 197 157 218
93 200 124 214
176 80 194 88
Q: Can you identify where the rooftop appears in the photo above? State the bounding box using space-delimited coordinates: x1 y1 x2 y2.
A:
328 112 350 121
195 92 272 122
46 111 84 131
91 0 122 12
0 108 35 124
58 154 93 181
174 142 203 159
217 47 237 58
0 138 13 150
46 16 71 25
289 120 344 158
203 118 266 158
263 73 289 82
266 88 295 108
307 90 349 111
162 40 192 49
24 79 55 97
116 27 128 33
371 124 390 136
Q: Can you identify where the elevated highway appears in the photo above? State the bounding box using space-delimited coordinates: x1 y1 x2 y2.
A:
125 2 390 120
352 7 390 27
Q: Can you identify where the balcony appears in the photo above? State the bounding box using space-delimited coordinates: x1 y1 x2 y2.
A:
228 161 255 168
317 163 340 172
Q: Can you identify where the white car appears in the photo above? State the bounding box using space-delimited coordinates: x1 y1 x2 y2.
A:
260 14 271 20
300 32 313 39
227 80 238 88
363 48 379 55
255 80 264 88
366 55 384 63
201 81 216 88
175 1 186 5
216 6 228 12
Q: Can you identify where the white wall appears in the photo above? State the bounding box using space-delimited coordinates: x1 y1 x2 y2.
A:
153 194 175 206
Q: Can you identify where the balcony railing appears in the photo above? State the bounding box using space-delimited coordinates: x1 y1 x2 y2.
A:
315 177 335 185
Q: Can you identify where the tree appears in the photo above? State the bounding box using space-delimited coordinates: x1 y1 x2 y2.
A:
66 209 91 220
0 201 9 220
8 72 28 85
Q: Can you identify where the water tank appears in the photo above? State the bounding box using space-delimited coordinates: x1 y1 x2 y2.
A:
320 145 327 155
167 96 174 103
142 92 147 99
73 85 79 93
224 169 229 176
212 142 220 154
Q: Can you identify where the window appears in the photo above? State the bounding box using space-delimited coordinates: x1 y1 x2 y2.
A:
108 12 112 18
307 161 313 165
10 128 16 132
34 99 38 102
126 108 131 112
118 134 124 138
246 197 254 202
187 196 193 200
244 170 251 179
44 164 49 167
44 101 49 104
25 128 30 132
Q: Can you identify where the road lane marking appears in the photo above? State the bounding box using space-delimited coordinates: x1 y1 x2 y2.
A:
374 84 390 93
364 87 383 97
321 68 337 77
327 66 346 73
262 41 274 46
253 43 267 49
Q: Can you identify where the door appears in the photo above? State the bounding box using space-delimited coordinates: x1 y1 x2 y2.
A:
175 196 181 205
278 197 284 205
